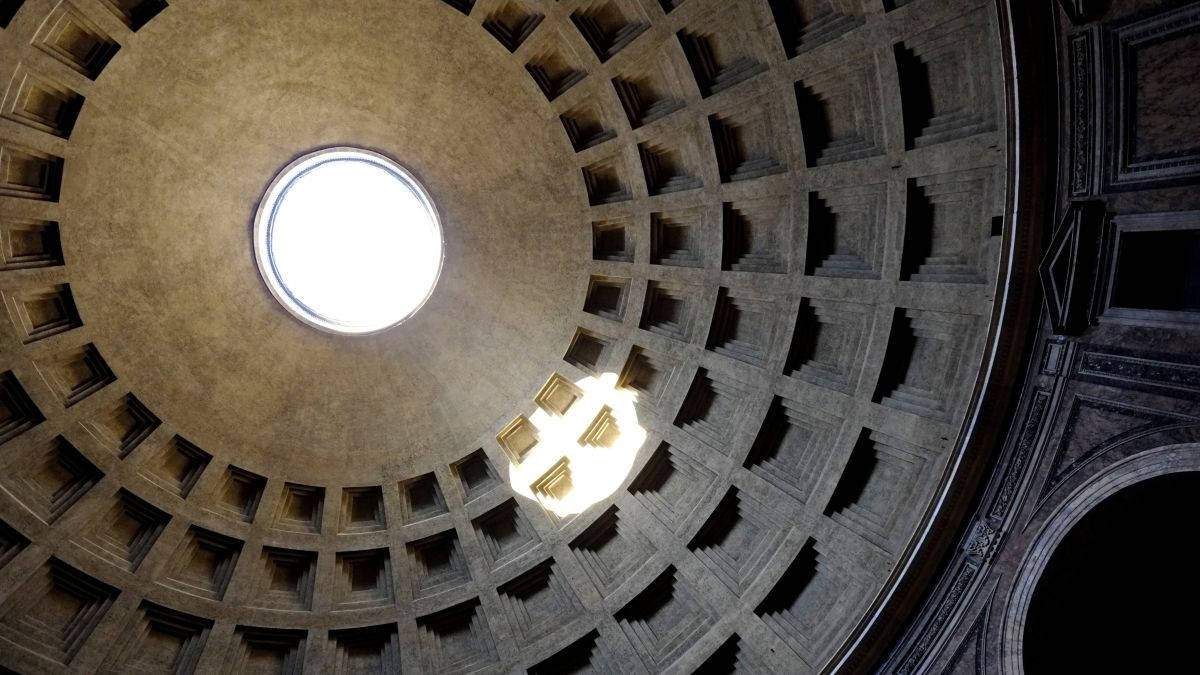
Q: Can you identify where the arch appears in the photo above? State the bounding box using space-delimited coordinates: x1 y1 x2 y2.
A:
1001 440 1200 674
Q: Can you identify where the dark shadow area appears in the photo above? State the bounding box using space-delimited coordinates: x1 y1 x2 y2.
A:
1025 471 1200 674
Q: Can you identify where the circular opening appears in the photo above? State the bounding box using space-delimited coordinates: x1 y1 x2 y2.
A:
254 147 443 335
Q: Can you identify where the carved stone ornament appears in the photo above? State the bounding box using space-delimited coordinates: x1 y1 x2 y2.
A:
1039 200 1108 335
963 519 1000 562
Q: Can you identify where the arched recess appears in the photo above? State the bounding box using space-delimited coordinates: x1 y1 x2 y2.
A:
1001 439 1200 674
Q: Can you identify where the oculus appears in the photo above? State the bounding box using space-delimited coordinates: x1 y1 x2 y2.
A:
254 147 443 335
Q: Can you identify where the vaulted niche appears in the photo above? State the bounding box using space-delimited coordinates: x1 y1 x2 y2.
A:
1024 471 1200 673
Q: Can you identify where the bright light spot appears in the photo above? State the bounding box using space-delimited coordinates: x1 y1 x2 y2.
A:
254 148 443 335
510 373 646 517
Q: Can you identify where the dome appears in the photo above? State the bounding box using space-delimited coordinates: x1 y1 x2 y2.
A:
0 1 1197 673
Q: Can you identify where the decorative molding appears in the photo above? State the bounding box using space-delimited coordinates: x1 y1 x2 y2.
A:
1106 4 1200 190
1075 346 1200 398
1066 27 1099 197
894 559 980 675
962 519 1000 562
990 388 1052 521
1039 394 1196 499
1040 337 1072 376
943 603 991 675
1038 200 1107 335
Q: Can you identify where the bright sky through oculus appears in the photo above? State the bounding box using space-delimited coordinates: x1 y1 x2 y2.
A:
255 148 443 335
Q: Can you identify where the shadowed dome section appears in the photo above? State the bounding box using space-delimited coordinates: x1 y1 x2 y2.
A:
254 147 444 335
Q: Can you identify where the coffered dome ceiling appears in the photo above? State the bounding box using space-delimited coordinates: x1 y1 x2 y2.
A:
0 0 1029 672
60 0 583 481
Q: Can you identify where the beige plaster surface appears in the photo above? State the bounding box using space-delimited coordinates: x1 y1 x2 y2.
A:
59 0 582 483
